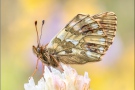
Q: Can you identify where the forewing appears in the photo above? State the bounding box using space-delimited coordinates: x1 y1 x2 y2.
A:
47 12 117 64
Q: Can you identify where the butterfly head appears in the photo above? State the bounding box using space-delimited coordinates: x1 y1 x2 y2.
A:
33 45 42 56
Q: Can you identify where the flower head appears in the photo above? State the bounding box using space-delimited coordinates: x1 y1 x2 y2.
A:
24 63 90 90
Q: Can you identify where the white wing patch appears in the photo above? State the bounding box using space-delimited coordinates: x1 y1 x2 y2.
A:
56 28 68 41
69 22 77 27
99 38 106 42
86 51 101 58
71 48 82 54
86 51 92 56
91 23 99 29
97 30 103 35
66 39 79 45
73 25 80 31
58 51 66 55
85 17 94 23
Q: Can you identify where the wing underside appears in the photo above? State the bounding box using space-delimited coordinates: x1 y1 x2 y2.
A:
47 12 117 64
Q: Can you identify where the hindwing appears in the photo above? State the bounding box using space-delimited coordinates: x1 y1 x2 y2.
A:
46 12 117 64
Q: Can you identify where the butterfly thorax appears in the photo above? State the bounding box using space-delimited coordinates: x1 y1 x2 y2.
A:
33 45 59 67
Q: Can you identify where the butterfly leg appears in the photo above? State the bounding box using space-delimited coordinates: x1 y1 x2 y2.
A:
57 63 64 72
29 58 40 79
40 62 45 78
50 55 59 67
51 55 64 71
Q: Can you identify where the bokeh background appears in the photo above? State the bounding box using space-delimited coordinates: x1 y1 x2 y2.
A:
1 0 134 90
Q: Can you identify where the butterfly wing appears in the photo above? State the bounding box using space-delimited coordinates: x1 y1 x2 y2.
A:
47 12 117 64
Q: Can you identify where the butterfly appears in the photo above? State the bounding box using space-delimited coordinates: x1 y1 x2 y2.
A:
33 12 117 67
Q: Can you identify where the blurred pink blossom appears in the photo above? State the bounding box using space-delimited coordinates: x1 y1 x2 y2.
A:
24 63 90 90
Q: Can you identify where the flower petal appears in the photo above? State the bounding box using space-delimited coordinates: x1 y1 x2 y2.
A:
24 63 90 90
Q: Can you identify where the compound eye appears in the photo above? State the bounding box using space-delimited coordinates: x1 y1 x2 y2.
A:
37 48 40 53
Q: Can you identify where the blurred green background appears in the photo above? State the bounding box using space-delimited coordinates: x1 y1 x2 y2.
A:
1 0 134 90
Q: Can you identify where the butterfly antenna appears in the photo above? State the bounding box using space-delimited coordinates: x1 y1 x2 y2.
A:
35 21 40 46
39 20 45 44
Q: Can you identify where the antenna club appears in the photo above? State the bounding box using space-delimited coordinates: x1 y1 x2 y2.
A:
35 21 37 26
42 20 45 25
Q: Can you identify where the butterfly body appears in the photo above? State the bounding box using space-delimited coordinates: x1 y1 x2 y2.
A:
33 12 117 67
